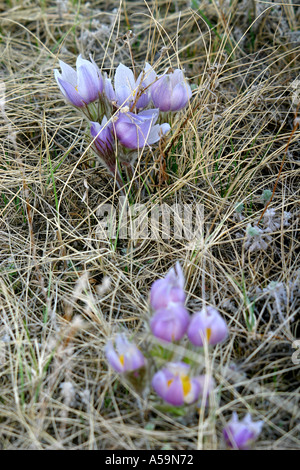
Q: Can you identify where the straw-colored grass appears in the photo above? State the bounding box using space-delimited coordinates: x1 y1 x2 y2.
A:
0 0 299 449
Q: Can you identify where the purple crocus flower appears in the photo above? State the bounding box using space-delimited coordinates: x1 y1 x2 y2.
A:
187 306 228 347
151 69 192 112
114 108 170 150
150 262 186 311
91 116 114 153
223 413 264 450
152 362 201 406
150 304 190 342
114 63 156 110
54 55 103 107
105 334 146 373
90 116 118 176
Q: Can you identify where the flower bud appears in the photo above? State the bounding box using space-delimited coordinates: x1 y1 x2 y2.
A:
150 304 190 342
223 412 263 450
187 306 228 347
114 108 170 150
105 334 146 373
54 55 103 107
150 262 186 311
151 69 192 112
152 362 202 406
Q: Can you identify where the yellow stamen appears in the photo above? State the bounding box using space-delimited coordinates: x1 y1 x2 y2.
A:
119 354 125 366
181 375 191 396
206 328 212 342
167 379 173 388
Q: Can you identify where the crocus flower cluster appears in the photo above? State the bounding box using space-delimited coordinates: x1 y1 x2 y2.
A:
149 263 228 347
54 56 192 185
150 262 189 342
104 263 264 449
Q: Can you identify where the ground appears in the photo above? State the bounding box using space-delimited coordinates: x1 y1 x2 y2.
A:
0 0 299 450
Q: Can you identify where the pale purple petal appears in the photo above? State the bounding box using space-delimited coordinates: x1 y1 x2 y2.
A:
104 74 116 101
56 76 84 107
187 306 228 347
147 123 170 145
115 63 135 90
58 60 77 86
164 376 185 406
150 263 186 310
170 69 185 86
77 63 101 103
170 82 190 111
151 69 192 112
150 305 189 342
151 77 172 111
223 413 263 450
123 348 145 371
115 85 133 107
105 341 124 373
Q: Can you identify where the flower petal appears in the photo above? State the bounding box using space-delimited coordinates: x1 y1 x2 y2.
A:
56 76 84 107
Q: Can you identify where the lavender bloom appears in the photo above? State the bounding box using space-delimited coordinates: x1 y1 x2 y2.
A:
150 304 190 342
187 306 228 347
151 69 192 112
54 55 103 107
150 262 186 311
91 116 113 153
105 334 145 373
114 108 170 150
152 362 201 406
90 116 118 176
114 63 156 110
223 413 264 450
103 73 116 102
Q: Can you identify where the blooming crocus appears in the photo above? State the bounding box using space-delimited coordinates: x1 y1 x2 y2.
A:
187 306 228 347
90 116 120 180
105 333 145 373
152 362 201 406
150 304 190 342
151 69 192 112
54 55 103 107
114 108 170 150
223 412 264 450
150 262 186 311
114 63 156 110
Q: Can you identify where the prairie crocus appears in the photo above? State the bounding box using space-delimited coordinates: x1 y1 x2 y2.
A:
223 413 264 450
90 116 120 181
152 362 201 406
114 108 170 150
150 262 186 311
150 304 190 342
114 63 156 110
105 334 145 374
187 306 228 347
54 55 103 107
151 69 192 112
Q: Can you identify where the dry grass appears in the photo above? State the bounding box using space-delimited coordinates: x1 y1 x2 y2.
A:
0 0 299 450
